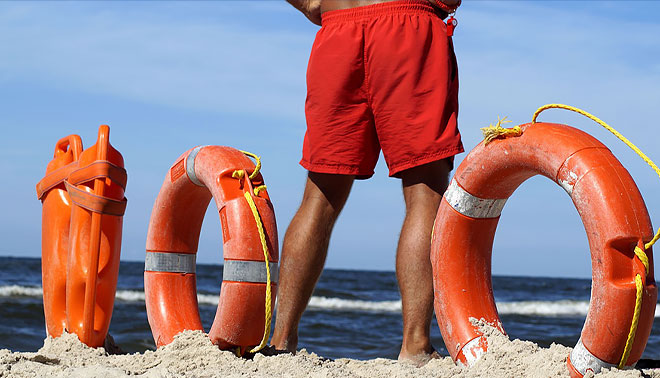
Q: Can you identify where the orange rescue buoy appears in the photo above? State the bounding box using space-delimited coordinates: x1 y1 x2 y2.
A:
36 125 127 347
431 122 656 376
37 135 83 338
144 146 278 354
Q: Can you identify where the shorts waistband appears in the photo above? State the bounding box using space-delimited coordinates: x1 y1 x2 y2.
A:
321 0 441 24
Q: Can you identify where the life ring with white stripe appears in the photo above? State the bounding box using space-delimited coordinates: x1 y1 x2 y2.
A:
430 122 656 377
144 146 278 354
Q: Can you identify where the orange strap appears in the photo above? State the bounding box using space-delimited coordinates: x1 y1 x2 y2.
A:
36 160 128 201
68 161 128 189
35 162 79 200
64 181 127 216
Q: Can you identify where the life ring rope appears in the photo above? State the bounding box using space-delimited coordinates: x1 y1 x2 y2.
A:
231 150 273 355
485 103 658 369
230 150 263 180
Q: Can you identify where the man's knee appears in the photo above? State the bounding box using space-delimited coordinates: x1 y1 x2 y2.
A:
400 159 452 201
301 172 354 219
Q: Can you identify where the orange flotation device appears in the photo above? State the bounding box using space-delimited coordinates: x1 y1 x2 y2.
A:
431 119 656 376
144 146 278 354
37 125 127 347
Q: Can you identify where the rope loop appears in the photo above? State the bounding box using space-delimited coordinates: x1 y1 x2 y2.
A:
620 243 650 367
231 150 264 185
239 150 262 180
243 191 273 354
228 150 272 355
619 274 644 368
254 185 267 197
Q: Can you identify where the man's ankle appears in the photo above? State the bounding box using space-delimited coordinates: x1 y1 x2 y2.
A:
400 330 433 356
270 332 298 353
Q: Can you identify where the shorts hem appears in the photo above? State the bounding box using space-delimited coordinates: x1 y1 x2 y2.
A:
300 159 375 179
388 145 464 177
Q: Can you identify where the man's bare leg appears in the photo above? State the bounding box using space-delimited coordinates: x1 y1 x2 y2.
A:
396 159 451 366
271 172 354 353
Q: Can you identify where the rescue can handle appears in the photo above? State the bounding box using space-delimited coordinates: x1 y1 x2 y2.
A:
55 135 83 161
81 125 110 344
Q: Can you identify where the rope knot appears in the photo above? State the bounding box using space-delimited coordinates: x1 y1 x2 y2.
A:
480 116 521 145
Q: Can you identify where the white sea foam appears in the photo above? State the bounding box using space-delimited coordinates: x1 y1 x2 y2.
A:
197 293 220 305
307 296 401 313
1 285 659 317
115 291 221 305
114 290 145 303
116 290 221 305
496 300 590 317
0 285 43 297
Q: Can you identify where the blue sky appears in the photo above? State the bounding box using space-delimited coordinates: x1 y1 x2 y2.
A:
1 1 659 279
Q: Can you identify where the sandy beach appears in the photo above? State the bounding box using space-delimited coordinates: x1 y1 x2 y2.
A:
0 324 656 378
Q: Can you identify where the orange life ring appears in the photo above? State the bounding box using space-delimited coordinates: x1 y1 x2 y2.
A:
36 125 127 347
430 123 656 376
144 146 278 353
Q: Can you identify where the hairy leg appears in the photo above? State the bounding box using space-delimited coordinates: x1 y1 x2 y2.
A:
270 172 354 352
396 159 451 366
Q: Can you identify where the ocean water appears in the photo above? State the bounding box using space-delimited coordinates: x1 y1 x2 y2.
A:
1 256 660 362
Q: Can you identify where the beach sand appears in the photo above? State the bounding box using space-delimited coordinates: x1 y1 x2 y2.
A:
0 325 657 377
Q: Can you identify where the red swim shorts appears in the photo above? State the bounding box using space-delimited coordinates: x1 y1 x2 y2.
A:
301 0 463 178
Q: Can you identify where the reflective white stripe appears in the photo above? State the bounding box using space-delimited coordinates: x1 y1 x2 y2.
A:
223 260 278 284
444 179 507 219
186 146 206 187
459 336 486 367
570 338 619 375
145 252 196 274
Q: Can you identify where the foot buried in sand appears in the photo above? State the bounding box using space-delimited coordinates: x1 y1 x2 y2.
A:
398 347 441 367
258 345 293 357
4 329 660 377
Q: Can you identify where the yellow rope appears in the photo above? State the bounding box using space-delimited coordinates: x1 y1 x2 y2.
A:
254 185 267 196
532 104 658 368
620 244 651 368
228 150 271 355
645 232 660 254
619 274 644 368
634 246 650 275
239 150 262 180
480 116 521 145
243 190 273 354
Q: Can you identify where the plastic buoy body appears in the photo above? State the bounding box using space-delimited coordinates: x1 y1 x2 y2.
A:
431 123 656 376
144 146 278 351
37 126 127 347
38 135 83 337
65 126 127 347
